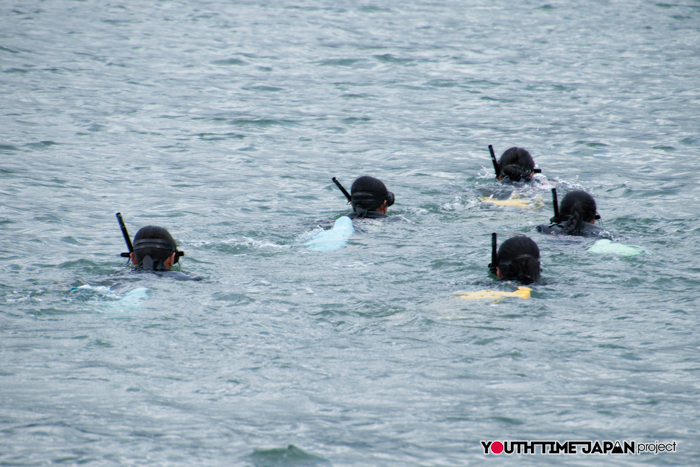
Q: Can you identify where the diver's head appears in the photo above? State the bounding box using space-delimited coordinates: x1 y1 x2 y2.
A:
497 147 536 182
350 175 394 218
558 190 598 223
496 236 541 284
554 190 599 235
130 225 180 271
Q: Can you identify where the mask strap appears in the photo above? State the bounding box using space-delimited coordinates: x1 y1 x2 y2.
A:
352 191 389 212
134 238 184 260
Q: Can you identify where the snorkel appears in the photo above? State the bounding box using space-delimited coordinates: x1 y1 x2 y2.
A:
488 232 498 276
332 177 352 203
488 145 500 179
116 212 134 262
550 188 560 223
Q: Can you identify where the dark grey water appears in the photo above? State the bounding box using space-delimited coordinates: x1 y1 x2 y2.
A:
2 1 699 465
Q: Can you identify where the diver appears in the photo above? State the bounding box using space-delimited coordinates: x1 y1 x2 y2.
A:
489 145 541 182
305 176 397 252
489 234 541 284
117 213 201 281
537 189 607 237
334 175 395 220
456 233 539 301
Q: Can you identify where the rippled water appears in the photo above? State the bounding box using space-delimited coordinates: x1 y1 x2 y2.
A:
2 1 699 465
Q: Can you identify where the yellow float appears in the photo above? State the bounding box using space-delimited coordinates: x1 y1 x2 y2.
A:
457 286 532 301
479 193 543 209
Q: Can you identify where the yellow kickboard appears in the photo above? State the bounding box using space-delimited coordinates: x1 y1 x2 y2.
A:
457 286 532 301
479 193 542 209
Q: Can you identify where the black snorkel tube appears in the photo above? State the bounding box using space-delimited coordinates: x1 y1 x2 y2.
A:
550 188 560 223
116 212 134 260
488 145 500 179
332 177 352 203
488 233 498 276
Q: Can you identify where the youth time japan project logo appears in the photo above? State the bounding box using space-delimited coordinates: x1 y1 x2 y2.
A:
480 440 677 456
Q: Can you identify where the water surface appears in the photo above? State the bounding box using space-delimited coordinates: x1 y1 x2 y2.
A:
1 0 699 465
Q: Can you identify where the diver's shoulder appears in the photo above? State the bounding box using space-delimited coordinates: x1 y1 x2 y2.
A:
536 223 562 235
346 211 388 220
345 212 413 224
158 271 203 281
536 221 610 238
581 222 606 235
385 214 413 223
129 268 202 281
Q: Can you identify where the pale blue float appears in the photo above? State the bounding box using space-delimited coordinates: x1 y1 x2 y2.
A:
589 239 646 257
102 287 149 313
305 216 355 252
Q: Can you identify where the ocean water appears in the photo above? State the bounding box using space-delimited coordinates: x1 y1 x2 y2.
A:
1 0 699 465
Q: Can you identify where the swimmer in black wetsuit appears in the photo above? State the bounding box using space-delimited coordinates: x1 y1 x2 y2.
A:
537 190 606 237
345 175 395 220
490 146 541 182
489 234 541 284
